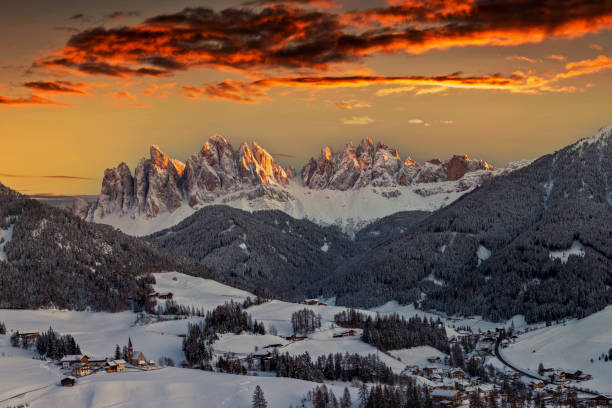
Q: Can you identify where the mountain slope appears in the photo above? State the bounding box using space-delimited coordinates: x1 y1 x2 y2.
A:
0 183 210 311
76 136 516 235
321 125 612 322
146 206 360 300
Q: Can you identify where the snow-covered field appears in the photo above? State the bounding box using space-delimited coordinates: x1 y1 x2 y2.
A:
2 271 610 406
153 271 252 311
0 362 356 408
503 305 612 393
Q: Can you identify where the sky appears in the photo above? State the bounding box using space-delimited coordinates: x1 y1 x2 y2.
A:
1 0 611 196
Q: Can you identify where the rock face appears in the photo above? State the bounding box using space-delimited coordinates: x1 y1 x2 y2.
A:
77 134 506 234
83 135 294 219
301 138 495 190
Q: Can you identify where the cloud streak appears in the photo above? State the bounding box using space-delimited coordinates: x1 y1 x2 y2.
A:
0 94 65 106
23 80 86 94
341 116 374 125
0 173 94 180
182 54 612 102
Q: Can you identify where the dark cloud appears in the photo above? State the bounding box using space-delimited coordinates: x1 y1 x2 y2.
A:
23 80 86 94
69 13 85 20
34 2 612 78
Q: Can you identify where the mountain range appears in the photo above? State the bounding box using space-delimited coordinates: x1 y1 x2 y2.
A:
74 136 525 235
145 125 612 323
1 125 610 324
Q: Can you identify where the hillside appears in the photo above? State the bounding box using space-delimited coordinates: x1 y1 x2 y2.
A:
321 125 612 322
0 183 211 311
146 206 360 300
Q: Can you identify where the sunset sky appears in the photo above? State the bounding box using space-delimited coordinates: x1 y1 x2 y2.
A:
1 0 611 196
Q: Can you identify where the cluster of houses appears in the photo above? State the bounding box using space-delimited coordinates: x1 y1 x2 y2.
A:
59 341 153 386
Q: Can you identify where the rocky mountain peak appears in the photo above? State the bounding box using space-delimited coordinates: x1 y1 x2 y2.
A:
301 140 496 190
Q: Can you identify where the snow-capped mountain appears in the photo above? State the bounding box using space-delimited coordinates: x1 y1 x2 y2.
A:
75 135 524 235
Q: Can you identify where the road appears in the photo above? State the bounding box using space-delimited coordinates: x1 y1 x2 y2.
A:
494 335 600 397
494 336 546 382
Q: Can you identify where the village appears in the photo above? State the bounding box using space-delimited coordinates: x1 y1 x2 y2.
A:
1 274 610 407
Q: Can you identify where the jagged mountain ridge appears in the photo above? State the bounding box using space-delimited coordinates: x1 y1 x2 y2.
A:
76 135 517 235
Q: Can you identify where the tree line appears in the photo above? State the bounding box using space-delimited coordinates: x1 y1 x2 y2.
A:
334 310 449 353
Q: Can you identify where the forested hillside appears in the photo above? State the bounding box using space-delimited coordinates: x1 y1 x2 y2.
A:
321 126 612 322
147 205 360 300
0 183 211 311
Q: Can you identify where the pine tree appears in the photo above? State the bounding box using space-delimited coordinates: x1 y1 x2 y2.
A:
115 344 121 360
341 387 352 408
358 383 369 408
252 385 267 408
0 321 6 335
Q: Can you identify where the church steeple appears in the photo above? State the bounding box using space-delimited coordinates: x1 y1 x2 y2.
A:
128 337 133 361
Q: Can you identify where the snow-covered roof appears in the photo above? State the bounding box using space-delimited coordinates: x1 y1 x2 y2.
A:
432 389 460 398
114 359 126 364
60 354 84 362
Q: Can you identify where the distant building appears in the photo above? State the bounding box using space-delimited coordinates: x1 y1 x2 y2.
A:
131 351 147 366
17 332 39 340
71 363 90 377
105 359 126 373
60 355 89 369
431 389 462 406
60 376 76 387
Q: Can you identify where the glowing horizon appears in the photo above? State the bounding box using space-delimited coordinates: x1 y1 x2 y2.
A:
1 0 611 196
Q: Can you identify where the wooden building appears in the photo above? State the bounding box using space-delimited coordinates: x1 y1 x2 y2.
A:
131 350 147 366
105 359 127 373
61 376 76 387
60 355 89 369
71 363 90 377
431 389 463 406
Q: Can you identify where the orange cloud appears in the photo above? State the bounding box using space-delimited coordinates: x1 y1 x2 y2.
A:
546 55 567 61
332 99 371 109
183 80 268 103
505 55 538 63
341 116 374 125
141 83 176 98
558 55 612 79
0 94 66 106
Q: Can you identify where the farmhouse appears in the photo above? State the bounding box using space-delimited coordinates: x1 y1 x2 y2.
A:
60 376 76 387
88 357 108 367
333 330 356 338
587 395 610 406
60 355 88 369
158 292 173 300
105 359 126 373
71 363 90 377
451 369 465 379
431 389 462 406
17 332 39 340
